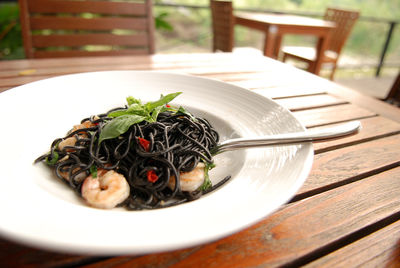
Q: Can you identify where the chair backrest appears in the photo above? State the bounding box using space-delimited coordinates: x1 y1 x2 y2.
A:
210 0 234 52
324 8 359 55
18 0 155 58
384 71 400 106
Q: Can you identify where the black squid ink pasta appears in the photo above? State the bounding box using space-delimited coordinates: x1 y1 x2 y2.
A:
35 92 231 210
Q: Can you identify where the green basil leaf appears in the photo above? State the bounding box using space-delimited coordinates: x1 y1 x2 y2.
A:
149 105 163 122
108 109 128 118
100 92 182 143
108 104 147 118
127 103 148 116
177 106 190 115
99 114 145 143
177 106 197 121
145 92 182 112
126 96 142 106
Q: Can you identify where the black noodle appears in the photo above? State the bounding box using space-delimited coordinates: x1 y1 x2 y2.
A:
35 109 231 210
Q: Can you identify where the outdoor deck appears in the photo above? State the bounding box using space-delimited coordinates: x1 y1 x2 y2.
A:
159 46 398 102
336 75 396 100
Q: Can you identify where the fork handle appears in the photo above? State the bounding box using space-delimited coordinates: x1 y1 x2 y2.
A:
214 121 361 153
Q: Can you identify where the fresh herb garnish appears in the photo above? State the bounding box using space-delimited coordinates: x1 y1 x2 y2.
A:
199 162 216 191
176 106 197 121
99 114 146 144
45 151 59 165
45 141 60 165
90 165 98 178
98 92 182 144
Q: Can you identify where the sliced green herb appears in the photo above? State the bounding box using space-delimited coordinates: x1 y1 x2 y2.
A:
90 165 98 178
45 141 60 165
199 162 216 191
45 150 59 166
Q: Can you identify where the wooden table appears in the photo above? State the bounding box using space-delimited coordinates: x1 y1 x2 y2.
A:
234 12 335 75
1 53 400 267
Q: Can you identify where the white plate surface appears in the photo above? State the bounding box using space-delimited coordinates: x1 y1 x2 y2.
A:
0 71 313 254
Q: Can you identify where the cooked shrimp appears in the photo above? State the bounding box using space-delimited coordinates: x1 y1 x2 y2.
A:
58 119 97 151
71 119 97 134
81 169 130 209
168 163 205 192
59 166 86 182
58 136 77 151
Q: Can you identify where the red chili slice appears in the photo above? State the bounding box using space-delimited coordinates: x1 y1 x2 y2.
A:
147 170 159 183
138 137 150 152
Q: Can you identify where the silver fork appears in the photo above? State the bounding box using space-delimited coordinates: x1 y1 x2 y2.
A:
213 121 361 154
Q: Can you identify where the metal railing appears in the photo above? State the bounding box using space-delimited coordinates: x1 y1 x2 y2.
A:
155 3 399 77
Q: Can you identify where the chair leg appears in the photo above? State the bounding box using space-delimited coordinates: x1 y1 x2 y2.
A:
282 53 288 62
307 61 315 72
329 63 337 80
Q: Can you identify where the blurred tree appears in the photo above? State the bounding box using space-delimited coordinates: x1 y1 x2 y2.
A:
0 3 24 59
155 11 174 31
290 0 303 5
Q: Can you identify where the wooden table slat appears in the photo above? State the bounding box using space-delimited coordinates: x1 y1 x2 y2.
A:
253 86 326 99
327 82 400 124
0 53 233 70
275 93 347 111
0 59 272 80
293 103 376 127
0 238 101 268
304 219 400 267
313 116 400 153
300 133 400 197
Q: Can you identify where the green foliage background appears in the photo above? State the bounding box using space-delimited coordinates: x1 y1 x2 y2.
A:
0 3 24 59
1 0 399 65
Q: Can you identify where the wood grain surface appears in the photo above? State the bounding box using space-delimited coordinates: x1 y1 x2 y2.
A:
0 53 399 267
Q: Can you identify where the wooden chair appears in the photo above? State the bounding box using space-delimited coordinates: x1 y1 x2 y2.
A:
210 0 234 52
18 0 155 58
383 72 400 107
282 8 359 80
